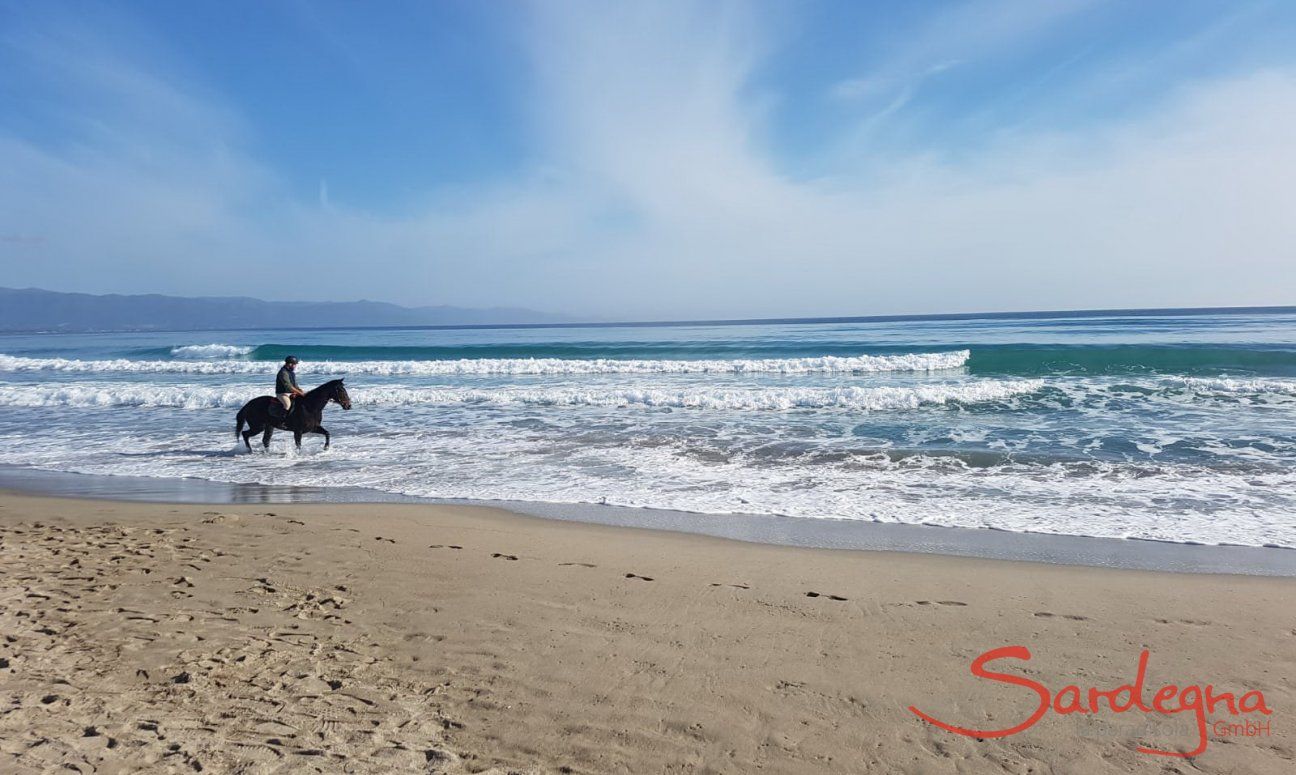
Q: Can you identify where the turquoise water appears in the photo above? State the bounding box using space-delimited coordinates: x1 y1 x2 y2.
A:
1 308 1294 547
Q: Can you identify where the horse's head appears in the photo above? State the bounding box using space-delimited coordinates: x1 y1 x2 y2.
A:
331 379 352 410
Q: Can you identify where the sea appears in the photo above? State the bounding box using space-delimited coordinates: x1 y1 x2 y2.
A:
1 307 1294 549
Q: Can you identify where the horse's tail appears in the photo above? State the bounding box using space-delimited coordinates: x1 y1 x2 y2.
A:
235 406 246 440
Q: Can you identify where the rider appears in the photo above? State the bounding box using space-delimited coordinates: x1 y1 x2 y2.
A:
275 356 305 418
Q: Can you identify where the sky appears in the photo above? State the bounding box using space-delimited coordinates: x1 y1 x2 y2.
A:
1 0 1294 321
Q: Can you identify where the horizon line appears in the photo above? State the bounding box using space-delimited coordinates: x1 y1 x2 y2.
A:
200 303 1296 333
3 299 1293 336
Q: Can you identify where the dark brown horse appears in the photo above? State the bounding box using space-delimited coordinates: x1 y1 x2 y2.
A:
235 379 352 451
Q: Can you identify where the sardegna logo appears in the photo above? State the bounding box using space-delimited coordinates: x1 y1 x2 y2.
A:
908 646 1272 758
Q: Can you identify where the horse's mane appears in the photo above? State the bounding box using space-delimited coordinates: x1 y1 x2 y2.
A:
305 379 345 397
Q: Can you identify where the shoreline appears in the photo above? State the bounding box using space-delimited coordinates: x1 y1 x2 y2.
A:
1 490 1293 773
3 464 1294 577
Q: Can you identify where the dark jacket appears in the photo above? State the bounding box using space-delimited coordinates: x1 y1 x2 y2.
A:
276 365 300 395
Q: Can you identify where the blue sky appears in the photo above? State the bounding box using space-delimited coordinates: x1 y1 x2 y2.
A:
1 1 1294 319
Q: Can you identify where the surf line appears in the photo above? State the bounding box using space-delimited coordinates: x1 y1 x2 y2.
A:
908 645 1271 758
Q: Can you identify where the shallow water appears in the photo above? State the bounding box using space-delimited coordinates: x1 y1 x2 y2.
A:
2 308 1294 547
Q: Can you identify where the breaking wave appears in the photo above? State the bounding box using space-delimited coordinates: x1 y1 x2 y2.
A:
0 350 971 376
8 375 1296 411
169 344 255 358
1163 376 1296 398
0 379 1041 411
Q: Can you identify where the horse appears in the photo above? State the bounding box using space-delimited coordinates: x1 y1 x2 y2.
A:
235 379 352 452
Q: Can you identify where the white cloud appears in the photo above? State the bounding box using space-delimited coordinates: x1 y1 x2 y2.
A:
0 1 1292 318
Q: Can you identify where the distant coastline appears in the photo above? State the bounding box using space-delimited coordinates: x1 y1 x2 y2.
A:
0 286 570 333
2 284 1292 334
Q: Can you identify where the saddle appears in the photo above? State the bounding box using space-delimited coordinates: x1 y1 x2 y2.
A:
268 400 296 425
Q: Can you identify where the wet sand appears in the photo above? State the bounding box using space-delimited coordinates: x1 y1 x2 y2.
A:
1 490 1293 773
5 465 1291 576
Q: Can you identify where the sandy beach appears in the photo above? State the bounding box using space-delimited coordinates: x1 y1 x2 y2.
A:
1 489 1292 774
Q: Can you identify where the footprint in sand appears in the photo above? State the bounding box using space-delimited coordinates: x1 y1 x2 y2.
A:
201 514 240 525
915 600 967 607
402 631 446 644
709 583 750 589
805 592 848 601
1035 611 1088 620
373 537 396 544
559 562 596 568
428 545 463 550
625 573 654 582
491 553 518 561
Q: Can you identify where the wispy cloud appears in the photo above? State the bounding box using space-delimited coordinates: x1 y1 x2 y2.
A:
0 1 1292 318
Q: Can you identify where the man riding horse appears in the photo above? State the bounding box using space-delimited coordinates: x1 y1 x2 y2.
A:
272 355 306 422
236 357 352 451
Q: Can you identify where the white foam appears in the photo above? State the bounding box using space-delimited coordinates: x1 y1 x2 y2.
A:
0 379 1043 411
1165 377 1296 397
0 384 260 410
366 381 1043 411
170 344 254 358
0 350 971 376
2 428 1292 548
4 350 1293 549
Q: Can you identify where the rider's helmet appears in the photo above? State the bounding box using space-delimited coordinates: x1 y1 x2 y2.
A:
285 355 299 366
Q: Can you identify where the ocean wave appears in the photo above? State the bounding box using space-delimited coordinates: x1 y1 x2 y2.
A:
5 374 1292 411
0 384 263 410
1163 377 1296 397
966 344 1296 376
2 425 1292 548
210 341 1296 379
170 344 255 358
0 379 1042 411
0 350 971 376
369 381 1044 411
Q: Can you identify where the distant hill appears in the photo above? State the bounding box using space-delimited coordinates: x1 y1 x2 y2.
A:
0 287 569 333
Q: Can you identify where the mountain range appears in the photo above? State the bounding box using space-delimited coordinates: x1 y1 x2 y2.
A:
0 287 568 332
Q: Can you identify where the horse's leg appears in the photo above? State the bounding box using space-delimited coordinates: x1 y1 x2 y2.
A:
262 427 274 450
312 427 330 450
293 431 303 450
242 426 257 452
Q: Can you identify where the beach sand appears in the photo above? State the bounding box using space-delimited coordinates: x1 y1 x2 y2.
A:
1 490 1292 774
